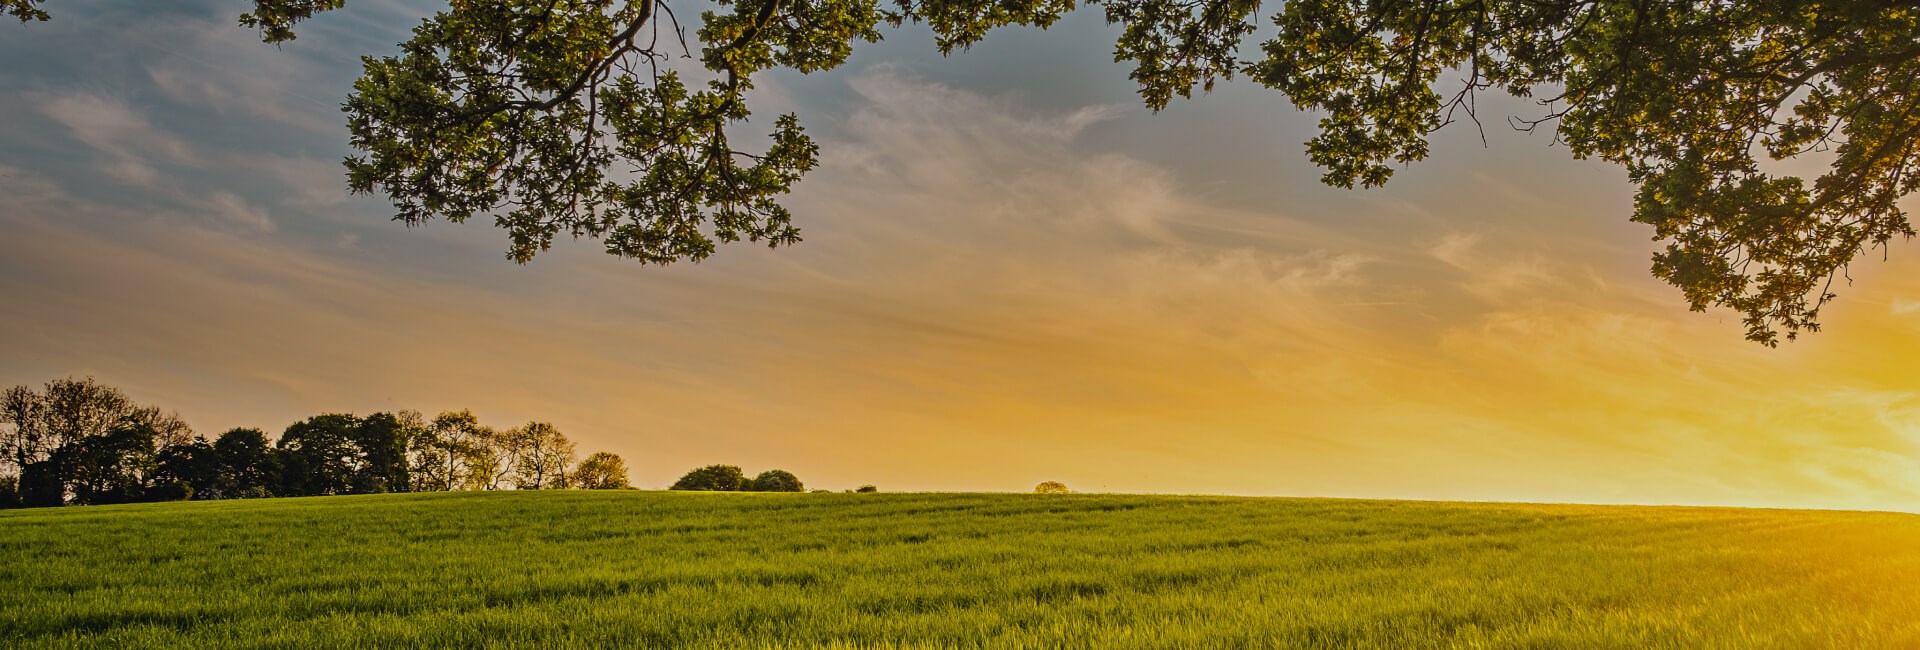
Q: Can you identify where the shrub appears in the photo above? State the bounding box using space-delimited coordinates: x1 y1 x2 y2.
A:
855 484 878 493
670 464 749 491
749 469 804 492
1034 481 1070 494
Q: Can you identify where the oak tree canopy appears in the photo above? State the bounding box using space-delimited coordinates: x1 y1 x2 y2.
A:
9 0 1917 344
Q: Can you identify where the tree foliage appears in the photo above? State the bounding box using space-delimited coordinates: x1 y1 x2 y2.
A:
0 377 628 508
213 427 280 499
414 409 493 491
750 468 804 492
14 1 1917 342
572 451 632 489
670 463 749 490
508 421 576 489
1034 480 1069 494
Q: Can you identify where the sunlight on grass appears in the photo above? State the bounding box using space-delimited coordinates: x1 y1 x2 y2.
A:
3 492 1917 648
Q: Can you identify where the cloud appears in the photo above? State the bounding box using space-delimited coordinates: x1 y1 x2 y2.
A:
205 191 275 232
40 93 194 187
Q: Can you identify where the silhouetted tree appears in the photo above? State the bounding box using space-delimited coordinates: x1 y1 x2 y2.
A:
65 423 157 506
750 469 804 493
277 414 362 497
2 377 141 483
572 452 630 490
671 465 748 491
213 428 279 499
352 412 415 493
855 484 878 493
150 437 220 501
0 378 194 505
18 459 64 507
1034 481 1069 494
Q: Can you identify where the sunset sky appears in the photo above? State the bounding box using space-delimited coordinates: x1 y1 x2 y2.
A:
3 0 1918 511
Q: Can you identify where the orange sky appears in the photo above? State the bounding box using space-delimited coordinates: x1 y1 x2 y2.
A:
1 2 1916 510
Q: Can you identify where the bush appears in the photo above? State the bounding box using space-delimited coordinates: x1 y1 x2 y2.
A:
670 464 748 491
855 484 878 493
1034 481 1069 494
749 469 804 492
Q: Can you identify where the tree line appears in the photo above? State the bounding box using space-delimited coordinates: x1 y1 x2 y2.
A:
0 377 630 508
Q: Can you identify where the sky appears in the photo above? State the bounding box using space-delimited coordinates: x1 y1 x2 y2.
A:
3 0 1918 511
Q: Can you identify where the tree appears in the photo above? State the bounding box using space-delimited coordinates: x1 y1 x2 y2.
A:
64 423 158 505
671 464 748 491
854 484 878 493
412 410 492 491
213 427 279 499
1034 481 1069 494
749 469 804 492
128 407 195 450
572 452 631 489
472 423 530 490
276 414 363 497
507 422 576 489
0 384 47 482
352 412 415 493
1 377 141 481
14 0 1916 343
150 437 221 501
0 377 189 505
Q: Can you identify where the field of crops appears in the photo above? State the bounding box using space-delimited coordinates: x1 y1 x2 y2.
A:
3 491 1918 648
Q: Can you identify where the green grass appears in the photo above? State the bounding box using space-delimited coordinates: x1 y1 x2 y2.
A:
3 492 1918 648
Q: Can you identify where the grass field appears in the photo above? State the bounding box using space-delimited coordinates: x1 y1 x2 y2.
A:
3 491 1918 648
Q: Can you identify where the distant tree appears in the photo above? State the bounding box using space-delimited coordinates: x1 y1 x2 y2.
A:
855 484 878 493
0 384 45 479
412 410 492 491
64 423 157 505
127 406 195 450
749 469 804 493
2 377 141 483
213 428 278 499
150 437 220 501
352 412 414 493
509 422 575 489
471 423 530 490
277 414 362 497
671 464 748 491
1034 481 1069 494
0 377 193 506
571 452 631 490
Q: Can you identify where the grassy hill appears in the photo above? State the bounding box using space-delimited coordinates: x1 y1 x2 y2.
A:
3 491 1918 648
